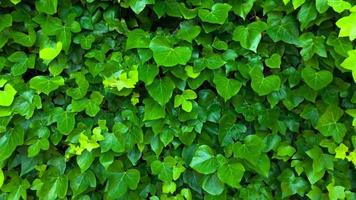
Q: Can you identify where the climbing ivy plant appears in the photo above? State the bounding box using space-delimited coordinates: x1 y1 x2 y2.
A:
0 0 355 199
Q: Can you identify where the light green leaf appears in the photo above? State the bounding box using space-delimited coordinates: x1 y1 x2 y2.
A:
336 12 356 41
39 42 62 61
340 50 356 82
327 0 351 13
198 3 232 25
0 83 17 107
301 67 333 90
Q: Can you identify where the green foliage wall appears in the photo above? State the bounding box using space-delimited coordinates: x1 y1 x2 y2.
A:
0 0 356 199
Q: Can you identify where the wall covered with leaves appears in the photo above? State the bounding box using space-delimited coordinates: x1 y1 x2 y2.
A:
0 0 355 199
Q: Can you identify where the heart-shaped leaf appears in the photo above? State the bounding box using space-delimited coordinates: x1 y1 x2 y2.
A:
301 67 333 90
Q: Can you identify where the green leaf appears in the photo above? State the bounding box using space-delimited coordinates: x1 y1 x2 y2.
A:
0 83 17 107
265 53 281 68
8 51 36 76
251 69 281 96
143 98 165 121
336 12 356 41
106 169 140 199
0 169 3 188
149 36 192 67
327 0 351 13
176 21 201 43
35 0 58 15
229 0 256 20
77 151 94 172
327 182 345 200
213 73 242 101
217 162 245 188
198 3 232 25
202 173 225 195
301 67 333 90
297 2 318 30
190 145 218 174
147 77 175 106
232 21 267 52
57 110 75 134
267 14 299 44
138 64 159 85
39 42 62 61
37 168 68 200
317 105 346 143
0 14 12 32
126 29 150 50
0 127 24 162
340 50 356 82
298 33 327 60
316 0 329 13
129 0 153 14
29 76 64 95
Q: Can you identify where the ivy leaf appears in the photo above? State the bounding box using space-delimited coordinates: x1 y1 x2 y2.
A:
126 29 150 50
176 21 201 43
39 41 62 61
198 3 232 25
217 162 245 188
229 0 256 20
35 0 58 14
232 21 267 52
129 0 153 14
251 69 281 96
147 77 175 106
149 36 192 67
57 110 75 134
267 13 299 44
298 33 327 60
143 98 165 121
0 14 12 32
0 127 24 162
317 105 346 143
340 50 356 82
106 169 140 199
29 76 65 95
297 2 318 30
336 13 356 41
37 168 68 200
0 83 17 107
301 67 333 91
202 173 225 195
327 0 351 13
265 53 281 68
189 145 218 174
8 51 35 76
213 73 242 101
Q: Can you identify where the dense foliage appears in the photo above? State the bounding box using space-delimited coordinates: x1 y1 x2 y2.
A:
0 0 356 199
